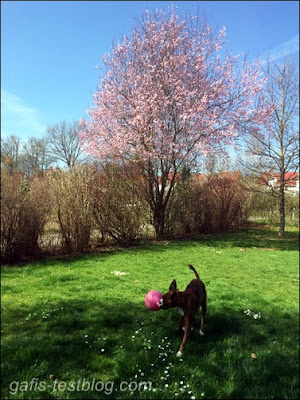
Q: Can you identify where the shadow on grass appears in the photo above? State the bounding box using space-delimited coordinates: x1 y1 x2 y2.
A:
160 227 299 252
2 295 299 399
112 226 299 254
174 303 299 399
1 298 144 399
4 226 298 270
225 227 299 251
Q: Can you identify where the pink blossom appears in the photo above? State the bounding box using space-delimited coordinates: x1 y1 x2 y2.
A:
80 7 273 165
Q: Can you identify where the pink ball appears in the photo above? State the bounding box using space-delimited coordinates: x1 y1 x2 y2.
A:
144 290 163 311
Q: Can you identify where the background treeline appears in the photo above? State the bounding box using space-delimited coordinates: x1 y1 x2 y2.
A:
1 121 87 177
1 122 299 264
1 162 298 264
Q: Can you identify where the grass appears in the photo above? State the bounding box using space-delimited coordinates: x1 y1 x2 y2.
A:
1 226 299 399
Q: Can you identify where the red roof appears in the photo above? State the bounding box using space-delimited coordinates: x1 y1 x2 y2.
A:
259 172 299 187
158 171 242 184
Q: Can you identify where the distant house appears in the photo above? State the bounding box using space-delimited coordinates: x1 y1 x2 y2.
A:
158 170 242 190
191 171 242 183
258 172 299 194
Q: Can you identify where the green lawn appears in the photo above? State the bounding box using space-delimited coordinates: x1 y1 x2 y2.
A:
1 227 299 399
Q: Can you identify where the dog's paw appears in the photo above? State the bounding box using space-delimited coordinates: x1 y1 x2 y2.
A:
176 351 183 358
199 329 205 336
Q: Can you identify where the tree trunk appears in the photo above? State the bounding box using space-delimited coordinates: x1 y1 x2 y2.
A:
142 160 178 240
153 205 166 239
278 176 285 238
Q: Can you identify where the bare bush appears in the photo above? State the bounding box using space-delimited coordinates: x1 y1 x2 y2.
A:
47 166 94 252
1 171 51 264
92 163 148 245
165 180 194 236
201 176 249 233
167 175 249 236
247 191 299 226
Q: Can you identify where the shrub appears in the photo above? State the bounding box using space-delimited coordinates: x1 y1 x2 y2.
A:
247 191 299 226
47 166 94 252
167 174 249 236
1 171 51 264
165 180 194 236
92 163 148 245
201 175 249 233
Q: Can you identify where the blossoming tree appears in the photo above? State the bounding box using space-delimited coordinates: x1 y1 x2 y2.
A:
80 7 273 238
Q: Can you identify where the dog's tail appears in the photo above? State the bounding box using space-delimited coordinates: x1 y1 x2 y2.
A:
188 264 200 280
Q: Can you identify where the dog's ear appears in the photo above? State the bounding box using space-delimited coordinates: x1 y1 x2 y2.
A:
169 279 177 291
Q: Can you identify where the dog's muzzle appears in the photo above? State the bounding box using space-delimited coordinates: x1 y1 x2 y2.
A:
159 298 164 308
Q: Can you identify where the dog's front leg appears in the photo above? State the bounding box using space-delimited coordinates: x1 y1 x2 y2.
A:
176 319 192 357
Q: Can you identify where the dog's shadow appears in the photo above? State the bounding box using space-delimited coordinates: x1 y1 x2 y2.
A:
205 311 242 338
165 308 243 348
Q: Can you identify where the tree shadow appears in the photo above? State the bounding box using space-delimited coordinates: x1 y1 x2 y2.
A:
8 226 298 269
2 294 299 399
161 227 299 252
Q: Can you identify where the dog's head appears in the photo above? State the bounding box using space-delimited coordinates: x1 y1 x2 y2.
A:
159 279 179 310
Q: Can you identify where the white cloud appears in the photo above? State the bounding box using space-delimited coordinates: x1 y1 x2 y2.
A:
262 35 299 64
1 89 47 139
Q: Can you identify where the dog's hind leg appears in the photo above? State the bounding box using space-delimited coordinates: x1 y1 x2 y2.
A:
200 301 206 335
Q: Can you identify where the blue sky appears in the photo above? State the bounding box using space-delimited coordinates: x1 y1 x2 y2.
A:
1 0 299 141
